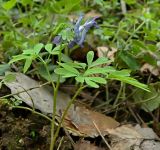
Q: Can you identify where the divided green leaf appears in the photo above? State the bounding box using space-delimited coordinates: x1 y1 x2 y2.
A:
87 51 94 66
90 57 109 68
45 44 53 54
23 58 32 73
75 76 85 83
0 64 10 75
57 63 80 75
2 0 16 10
87 77 107 84
85 78 99 88
34 43 44 54
108 73 149 92
84 68 107 76
54 68 77 77
133 83 160 112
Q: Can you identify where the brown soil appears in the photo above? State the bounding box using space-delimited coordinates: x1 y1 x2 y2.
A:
0 102 51 150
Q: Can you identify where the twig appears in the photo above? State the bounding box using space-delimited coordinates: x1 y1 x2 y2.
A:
113 82 123 106
63 127 75 146
18 85 35 111
57 136 64 150
127 106 141 124
93 121 112 150
0 81 50 99
124 21 145 50
120 0 127 14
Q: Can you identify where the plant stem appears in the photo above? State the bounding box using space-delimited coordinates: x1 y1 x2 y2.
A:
50 44 63 150
39 56 55 89
0 81 50 99
124 21 145 50
50 85 85 148
113 82 123 107
50 76 60 150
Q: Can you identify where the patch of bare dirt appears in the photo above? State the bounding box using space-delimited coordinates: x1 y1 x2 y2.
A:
0 102 50 150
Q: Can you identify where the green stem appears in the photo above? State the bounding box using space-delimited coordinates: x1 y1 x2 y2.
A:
113 82 123 106
69 45 79 55
51 85 85 148
39 56 55 89
50 76 60 150
124 21 145 50
50 44 63 150
111 20 124 43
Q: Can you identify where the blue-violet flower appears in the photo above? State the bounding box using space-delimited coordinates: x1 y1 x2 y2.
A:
53 15 98 48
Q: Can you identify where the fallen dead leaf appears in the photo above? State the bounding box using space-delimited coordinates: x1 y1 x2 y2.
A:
97 46 117 62
140 63 159 76
4 72 119 137
74 140 105 150
65 106 119 137
4 73 160 149
107 124 160 150
84 10 102 19
68 10 102 22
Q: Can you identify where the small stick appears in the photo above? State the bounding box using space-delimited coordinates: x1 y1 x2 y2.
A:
57 136 64 150
93 120 113 150
120 0 127 14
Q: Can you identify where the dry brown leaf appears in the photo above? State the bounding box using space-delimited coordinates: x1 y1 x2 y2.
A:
84 10 102 19
65 106 119 137
5 72 119 137
74 140 105 150
97 46 117 62
68 10 102 22
140 63 159 76
5 73 160 149
107 124 160 150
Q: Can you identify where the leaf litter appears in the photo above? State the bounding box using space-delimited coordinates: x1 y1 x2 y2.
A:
4 72 119 137
4 72 160 149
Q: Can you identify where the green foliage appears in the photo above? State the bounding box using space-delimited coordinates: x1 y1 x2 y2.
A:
0 98 22 106
37 64 65 83
51 0 81 14
55 51 149 90
55 51 109 88
3 74 16 83
118 51 140 71
133 82 160 112
0 64 10 75
108 70 149 92
2 0 16 10
1 0 152 102
9 43 44 73
92 1 160 71
1 1 157 148
59 28 74 42
0 73 16 88
45 44 53 54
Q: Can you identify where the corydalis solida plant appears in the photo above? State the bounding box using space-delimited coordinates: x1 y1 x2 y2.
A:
53 15 99 48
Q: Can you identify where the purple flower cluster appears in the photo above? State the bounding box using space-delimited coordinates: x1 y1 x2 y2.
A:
53 15 98 48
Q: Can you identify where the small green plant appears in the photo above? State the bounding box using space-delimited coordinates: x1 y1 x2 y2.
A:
8 45 149 149
7 13 150 149
0 73 16 88
1 0 160 149
55 51 149 91
55 51 109 88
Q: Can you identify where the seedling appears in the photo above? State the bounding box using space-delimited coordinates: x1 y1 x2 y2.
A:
8 15 149 150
